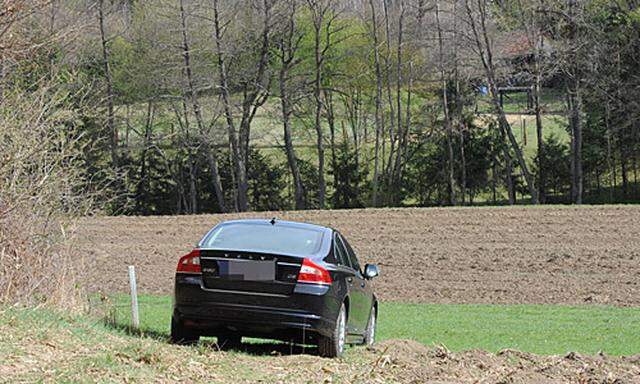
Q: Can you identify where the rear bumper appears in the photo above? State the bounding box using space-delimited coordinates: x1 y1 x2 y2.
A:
173 302 333 341
173 274 339 341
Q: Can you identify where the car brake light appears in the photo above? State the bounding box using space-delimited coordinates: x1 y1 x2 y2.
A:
177 249 201 274
297 258 332 285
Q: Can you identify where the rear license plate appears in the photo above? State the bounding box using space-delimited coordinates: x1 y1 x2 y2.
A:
214 260 275 281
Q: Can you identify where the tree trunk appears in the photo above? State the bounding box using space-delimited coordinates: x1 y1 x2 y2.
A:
325 89 338 201
492 149 497 204
458 120 467 205
634 148 638 197
606 104 614 201
574 90 583 204
188 154 197 214
351 93 361 200
180 99 198 214
390 0 406 204
311 3 326 209
567 0 582 204
394 61 412 203
313 63 326 209
277 2 305 210
369 0 383 207
533 41 546 203
98 0 118 167
205 148 226 212
382 0 396 185
620 141 629 198
500 124 516 205
212 0 247 212
452 2 467 205
568 85 583 204
136 101 154 214
436 1 456 206
180 0 226 212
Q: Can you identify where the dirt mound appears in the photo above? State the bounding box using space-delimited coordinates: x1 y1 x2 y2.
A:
77 205 640 305
366 340 640 383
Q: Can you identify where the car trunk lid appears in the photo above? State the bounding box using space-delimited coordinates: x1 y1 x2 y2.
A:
199 249 303 295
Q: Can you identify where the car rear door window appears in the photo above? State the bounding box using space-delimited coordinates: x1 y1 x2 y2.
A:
334 234 350 267
340 235 362 274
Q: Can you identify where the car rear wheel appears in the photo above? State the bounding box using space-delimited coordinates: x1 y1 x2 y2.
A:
170 316 199 345
217 333 242 350
363 306 376 346
318 303 347 358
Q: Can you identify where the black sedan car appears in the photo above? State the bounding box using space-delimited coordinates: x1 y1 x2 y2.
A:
171 218 379 357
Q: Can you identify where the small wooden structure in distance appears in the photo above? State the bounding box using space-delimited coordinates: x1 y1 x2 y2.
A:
498 86 534 111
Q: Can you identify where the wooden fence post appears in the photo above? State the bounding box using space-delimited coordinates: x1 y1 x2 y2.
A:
128 265 140 330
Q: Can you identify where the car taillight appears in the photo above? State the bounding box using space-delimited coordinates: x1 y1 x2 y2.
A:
177 249 201 274
297 258 332 285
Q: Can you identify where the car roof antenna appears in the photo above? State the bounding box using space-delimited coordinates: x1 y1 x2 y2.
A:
270 217 277 225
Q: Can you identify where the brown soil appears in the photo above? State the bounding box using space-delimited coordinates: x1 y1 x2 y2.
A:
366 339 640 383
21 206 638 383
78 205 640 306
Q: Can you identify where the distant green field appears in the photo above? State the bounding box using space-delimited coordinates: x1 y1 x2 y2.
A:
119 88 569 152
477 89 566 115
118 90 572 204
108 294 640 356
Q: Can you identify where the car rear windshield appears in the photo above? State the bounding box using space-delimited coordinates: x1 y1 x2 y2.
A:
201 223 324 256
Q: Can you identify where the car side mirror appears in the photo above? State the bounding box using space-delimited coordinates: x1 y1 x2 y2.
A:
364 264 379 279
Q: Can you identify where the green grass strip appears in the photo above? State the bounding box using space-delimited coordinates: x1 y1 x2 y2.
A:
108 294 640 356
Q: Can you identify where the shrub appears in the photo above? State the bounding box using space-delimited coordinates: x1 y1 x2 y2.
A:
0 84 93 308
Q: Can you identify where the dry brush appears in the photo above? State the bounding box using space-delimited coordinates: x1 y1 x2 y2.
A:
0 83 95 307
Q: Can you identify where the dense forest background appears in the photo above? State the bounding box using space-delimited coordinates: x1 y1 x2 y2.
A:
2 0 640 216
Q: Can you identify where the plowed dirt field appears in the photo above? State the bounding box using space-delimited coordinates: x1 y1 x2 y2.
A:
78 205 640 305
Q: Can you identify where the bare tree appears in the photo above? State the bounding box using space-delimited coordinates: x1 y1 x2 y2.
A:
276 0 306 209
212 0 273 212
463 0 539 204
565 0 583 204
452 0 468 204
97 0 118 166
528 1 547 203
368 0 384 207
306 0 338 209
135 101 154 213
388 0 408 205
504 0 551 203
381 0 396 190
178 0 226 212
436 0 457 205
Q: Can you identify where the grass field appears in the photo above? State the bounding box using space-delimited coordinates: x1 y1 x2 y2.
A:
120 89 570 157
1 305 369 383
2 296 639 383
108 294 640 356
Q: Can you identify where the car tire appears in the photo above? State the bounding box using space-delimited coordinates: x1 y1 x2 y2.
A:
170 316 199 345
363 306 376 346
318 303 347 358
217 333 242 350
